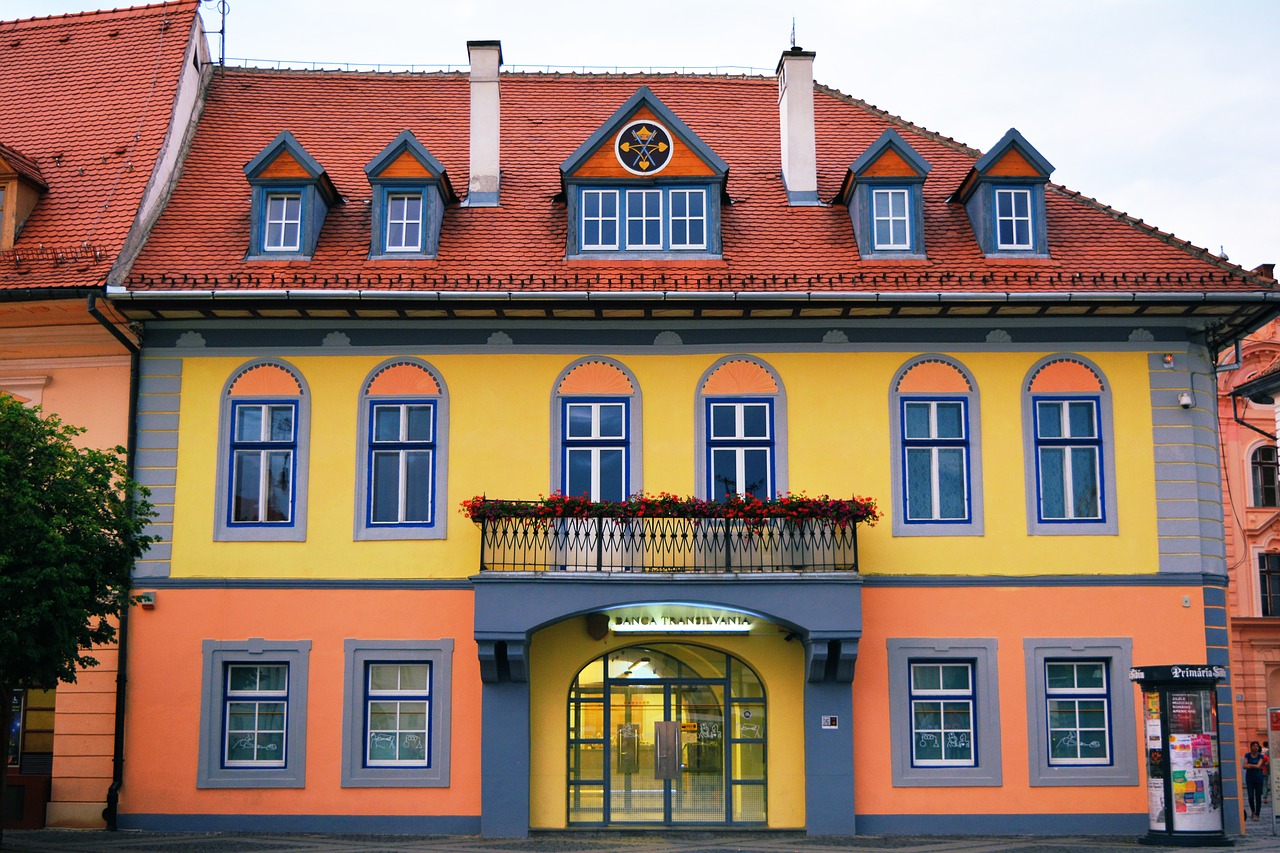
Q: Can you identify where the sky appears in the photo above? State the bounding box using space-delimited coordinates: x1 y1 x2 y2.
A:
9 0 1279 272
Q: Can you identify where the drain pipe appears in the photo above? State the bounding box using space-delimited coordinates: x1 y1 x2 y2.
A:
87 293 140 831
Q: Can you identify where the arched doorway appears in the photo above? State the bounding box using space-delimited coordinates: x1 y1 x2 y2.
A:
566 643 766 826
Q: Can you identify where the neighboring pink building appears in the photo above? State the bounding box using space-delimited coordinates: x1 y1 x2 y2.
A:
1217 266 1280 753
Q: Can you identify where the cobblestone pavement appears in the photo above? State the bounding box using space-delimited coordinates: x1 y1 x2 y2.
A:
5 825 1280 853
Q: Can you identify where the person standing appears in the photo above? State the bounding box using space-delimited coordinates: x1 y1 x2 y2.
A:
1244 741 1266 820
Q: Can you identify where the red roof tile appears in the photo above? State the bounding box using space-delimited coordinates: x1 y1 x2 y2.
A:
0 1 198 290
126 67 1273 296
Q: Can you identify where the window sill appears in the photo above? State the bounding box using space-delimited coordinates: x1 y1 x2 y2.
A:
565 254 726 266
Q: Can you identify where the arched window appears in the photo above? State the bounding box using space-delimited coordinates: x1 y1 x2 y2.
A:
356 359 448 540
889 355 983 536
552 358 641 501
216 359 310 541
696 357 786 500
1021 355 1117 535
1252 445 1279 507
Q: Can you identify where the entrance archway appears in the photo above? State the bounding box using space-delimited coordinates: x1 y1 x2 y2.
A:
566 643 766 826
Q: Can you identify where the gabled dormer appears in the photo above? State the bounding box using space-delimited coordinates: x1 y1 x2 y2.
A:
836 129 931 259
0 142 48 251
953 128 1054 257
243 131 341 260
560 87 728 257
364 130 455 260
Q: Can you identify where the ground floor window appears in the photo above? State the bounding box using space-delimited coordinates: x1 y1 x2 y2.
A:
567 643 765 826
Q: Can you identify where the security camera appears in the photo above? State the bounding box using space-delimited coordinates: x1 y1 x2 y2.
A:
1178 392 1194 409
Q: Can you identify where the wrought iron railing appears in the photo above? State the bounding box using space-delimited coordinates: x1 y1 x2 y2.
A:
478 516 859 573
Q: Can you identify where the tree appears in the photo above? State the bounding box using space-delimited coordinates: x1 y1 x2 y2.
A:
0 394 153 840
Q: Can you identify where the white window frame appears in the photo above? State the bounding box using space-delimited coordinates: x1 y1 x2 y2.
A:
872 187 911 250
581 188 620 250
909 661 976 767
902 399 970 522
364 662 432 767
264 192 302 252
625 188 663 250
223 663 289 768
995 187 1033 250
229 401 296 525
368 401 436 526
1044 660 1111 766
1034 398 1102 522
563 400 628 502
668 188 707 249
384 192 424 253
707 400 774 500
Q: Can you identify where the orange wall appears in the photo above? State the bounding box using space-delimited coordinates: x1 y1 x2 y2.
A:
854 584 1209 815
120 588 481 817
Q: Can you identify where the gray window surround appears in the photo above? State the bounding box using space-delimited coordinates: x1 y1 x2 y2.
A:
1021 355 1119 536
197 638 311 788
214 359 311 542
889 355 984 537
354 358 449 541
694 355 788 500
549 358 642 497
887 638 1002 787
1023 637 1137 787
341 639 454 787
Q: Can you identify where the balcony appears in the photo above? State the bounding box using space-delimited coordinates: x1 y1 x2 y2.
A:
476 514 861 574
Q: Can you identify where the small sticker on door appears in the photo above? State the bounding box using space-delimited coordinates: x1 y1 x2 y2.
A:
821 715 838 729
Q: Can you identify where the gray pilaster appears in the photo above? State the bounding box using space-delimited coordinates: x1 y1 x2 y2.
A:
134 355 182 578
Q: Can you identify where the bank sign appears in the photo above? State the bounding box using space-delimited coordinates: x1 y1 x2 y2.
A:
608 607 755 634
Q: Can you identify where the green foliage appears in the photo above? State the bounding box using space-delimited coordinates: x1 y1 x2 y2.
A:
0 395 155 691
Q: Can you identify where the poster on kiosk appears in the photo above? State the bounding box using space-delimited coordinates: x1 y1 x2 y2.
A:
1130 665 1228 845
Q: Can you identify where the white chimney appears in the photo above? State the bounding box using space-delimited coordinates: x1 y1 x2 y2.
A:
467 40 502 206
776 47 818 205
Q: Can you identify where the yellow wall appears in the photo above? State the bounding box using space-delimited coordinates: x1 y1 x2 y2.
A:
167 349 1158 579
526 616 807 829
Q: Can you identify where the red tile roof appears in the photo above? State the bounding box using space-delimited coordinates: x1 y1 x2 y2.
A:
126 67 1274 295
0 1 199 291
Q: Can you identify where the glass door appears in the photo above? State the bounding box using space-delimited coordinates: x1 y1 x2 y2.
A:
567 643 766 826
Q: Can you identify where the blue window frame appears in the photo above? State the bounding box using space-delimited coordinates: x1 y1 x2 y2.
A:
364 661 432 768
901 398 969 523
562 399 628 502
1044 660 1111 766
1033 397 1103 522
909 660 976 767
229 400 296 525
995 187 1033 250
578 186 709 253
223 663 289 768
873 187 911 250
706 399 774 501
367 400 435 527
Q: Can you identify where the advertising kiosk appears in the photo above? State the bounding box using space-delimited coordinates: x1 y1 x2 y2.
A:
1130 665 1231 847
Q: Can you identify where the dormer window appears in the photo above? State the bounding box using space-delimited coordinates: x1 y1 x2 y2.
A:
873 188 911 250
243 131 340 260
264 192 302 251
0 142 48 251
995 187 1033 250
364 130 454 260
560 87 727 258
837 129 930 259
953 128 1054 258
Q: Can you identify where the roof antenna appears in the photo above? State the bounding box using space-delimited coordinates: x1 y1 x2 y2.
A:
790 17 797 49
210 0 228 68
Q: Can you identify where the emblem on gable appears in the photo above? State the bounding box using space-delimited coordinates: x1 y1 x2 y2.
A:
615 120 672 175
